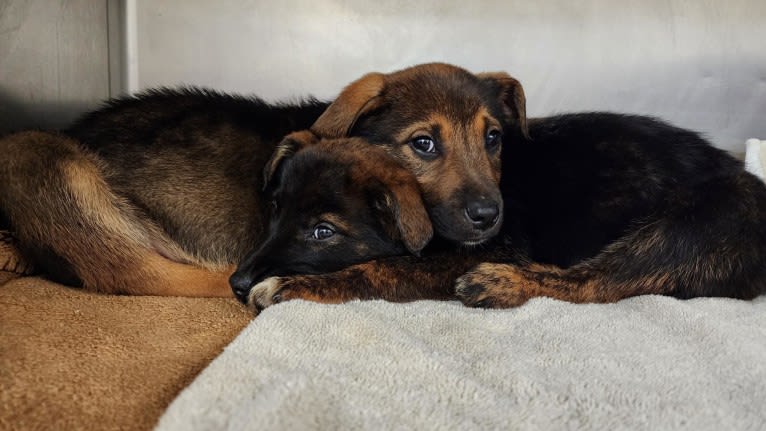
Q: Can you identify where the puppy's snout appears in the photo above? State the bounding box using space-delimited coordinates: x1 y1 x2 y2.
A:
229 271 255 304
465 198 500 231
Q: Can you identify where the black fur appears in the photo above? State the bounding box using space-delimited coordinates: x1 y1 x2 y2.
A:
488 112 766 300
252 112 766 308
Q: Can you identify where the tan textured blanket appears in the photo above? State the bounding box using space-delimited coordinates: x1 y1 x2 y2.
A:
0 270 251 431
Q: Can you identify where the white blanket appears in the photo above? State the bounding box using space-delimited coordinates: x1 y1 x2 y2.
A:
745 139 766 181
156 295 766 430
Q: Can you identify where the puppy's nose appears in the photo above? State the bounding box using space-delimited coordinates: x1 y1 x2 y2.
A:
465 199 500 230
229 271 254 304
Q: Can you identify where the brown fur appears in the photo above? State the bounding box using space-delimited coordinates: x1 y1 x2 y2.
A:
2 64 527 297
312 63 527 244
0 131 234 296
0 230 33 276
247 250 482 311
230 132 435 303
311 73 386 136
262 131 433 255
244 83 766 311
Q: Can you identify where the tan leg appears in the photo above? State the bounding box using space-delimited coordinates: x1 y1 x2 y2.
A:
145 257 235 297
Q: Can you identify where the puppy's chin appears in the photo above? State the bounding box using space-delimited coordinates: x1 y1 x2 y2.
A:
428 206 503 245
437 226 500 245
461 238 490 248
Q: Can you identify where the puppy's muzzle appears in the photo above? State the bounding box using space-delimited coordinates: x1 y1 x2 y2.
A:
464 198 500 231
230 262 275 304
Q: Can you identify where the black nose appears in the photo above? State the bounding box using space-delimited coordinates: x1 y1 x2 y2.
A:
229 271 254 304
465 199 500 230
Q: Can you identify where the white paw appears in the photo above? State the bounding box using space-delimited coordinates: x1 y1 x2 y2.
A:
247 276 282 311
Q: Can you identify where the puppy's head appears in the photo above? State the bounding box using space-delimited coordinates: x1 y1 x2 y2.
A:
310 63 528 246
229 131 432 302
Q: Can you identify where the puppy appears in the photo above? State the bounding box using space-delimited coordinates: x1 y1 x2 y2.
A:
229 132 432 308
456 113 766 307
232 63 530 292
245 115 766 308
2 63 526 296
0 129 430 296
0 88 331 295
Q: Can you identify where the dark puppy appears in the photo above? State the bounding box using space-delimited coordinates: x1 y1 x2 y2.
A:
455 113 766 307
246 112 766 309
230 132 431 308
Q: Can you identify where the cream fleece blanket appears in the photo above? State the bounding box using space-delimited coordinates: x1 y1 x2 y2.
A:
156 296 766 430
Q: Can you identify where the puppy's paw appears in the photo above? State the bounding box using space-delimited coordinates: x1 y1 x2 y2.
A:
455 263 530 309
0 231 34 276
246 274 349 314
247 276 285 313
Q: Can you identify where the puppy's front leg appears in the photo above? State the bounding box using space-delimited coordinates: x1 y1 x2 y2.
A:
247 252 483 313
455 262 595 308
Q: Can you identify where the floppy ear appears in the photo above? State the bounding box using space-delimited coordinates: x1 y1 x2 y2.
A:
477 71 529 140
263 130 318 190
372 179 433 256
310 72 386 137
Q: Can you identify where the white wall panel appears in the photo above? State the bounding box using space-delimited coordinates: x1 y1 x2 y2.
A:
129 0 766 151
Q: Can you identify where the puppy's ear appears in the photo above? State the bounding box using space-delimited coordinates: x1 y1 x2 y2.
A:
263 130 318 190
477 72 529 140
311 73 386 137
371 178 433 256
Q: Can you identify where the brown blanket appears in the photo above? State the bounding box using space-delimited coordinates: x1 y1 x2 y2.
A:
0 268 251 431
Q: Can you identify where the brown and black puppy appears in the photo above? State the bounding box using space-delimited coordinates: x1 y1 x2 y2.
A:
0 130 430 297
229 132 432 308
234 63 529 297
0 63 524 297
310 63 528 247
246 114 766 309
454 113 766 307
0 91 330 296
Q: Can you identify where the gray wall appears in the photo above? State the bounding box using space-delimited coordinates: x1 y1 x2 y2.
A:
2 0 765 151
0 0 112 133
130 0 766 152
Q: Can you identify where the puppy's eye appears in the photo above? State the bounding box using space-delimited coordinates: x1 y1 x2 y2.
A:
409 136 438 158
311 223 336 240
486 130 502 151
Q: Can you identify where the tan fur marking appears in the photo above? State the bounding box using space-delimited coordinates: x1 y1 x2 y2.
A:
283 290 345 304
264 131 318 185
62 160 149 247
311 72 386 137
319 213 352 234
456 263 590 307
1 132 232 296
456 260 682 308
476 71 529 139
341 142 433 254
0 232 34 275
144 256 235 297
